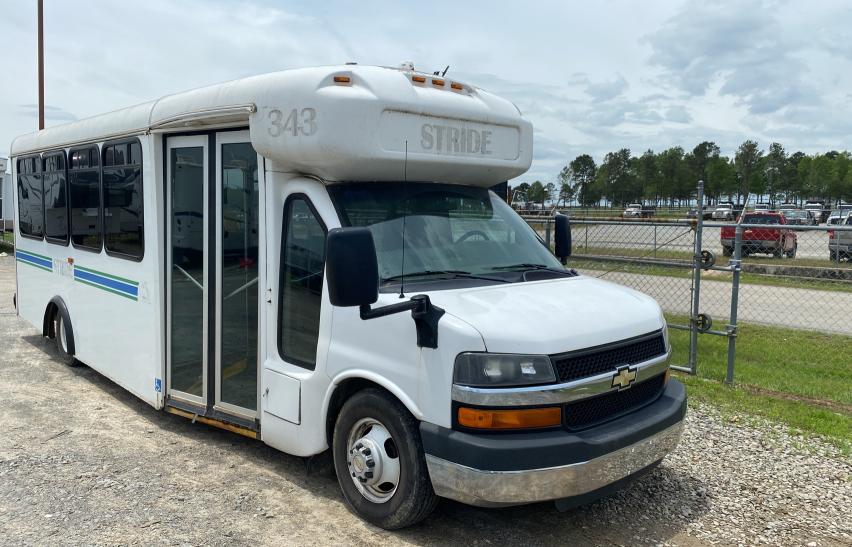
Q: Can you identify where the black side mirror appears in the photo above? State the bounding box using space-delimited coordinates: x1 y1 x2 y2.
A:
326 227 379 307
554 213 572 264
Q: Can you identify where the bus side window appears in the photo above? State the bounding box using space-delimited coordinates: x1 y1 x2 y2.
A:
43 151 69 245
278 196 327 370
69 146 102 251
17 156 44 239
102 140 144 260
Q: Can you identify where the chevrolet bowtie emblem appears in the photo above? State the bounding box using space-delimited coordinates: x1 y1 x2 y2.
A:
612 366 637 389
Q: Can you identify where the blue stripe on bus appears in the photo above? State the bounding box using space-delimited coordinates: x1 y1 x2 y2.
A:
15 250 53 270
73 268 139 297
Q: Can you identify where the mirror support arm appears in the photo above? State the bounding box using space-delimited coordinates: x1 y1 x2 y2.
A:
359 295 445 349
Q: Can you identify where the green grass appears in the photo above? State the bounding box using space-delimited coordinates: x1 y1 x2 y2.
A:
0 230 13 249
666 315 851 454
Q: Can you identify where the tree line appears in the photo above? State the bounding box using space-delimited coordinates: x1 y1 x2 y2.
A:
513 141 852 208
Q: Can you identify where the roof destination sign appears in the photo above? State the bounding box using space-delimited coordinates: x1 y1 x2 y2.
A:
379 111 521 161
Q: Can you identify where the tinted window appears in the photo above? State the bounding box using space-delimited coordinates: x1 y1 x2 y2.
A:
17 156 44 238
278 197 326 369
743 214 780 225
103 140 143 259
43 152 69 244
330 182 563 281
69 146 102 250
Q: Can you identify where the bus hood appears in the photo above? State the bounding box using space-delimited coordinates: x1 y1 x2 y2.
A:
427 275 665 355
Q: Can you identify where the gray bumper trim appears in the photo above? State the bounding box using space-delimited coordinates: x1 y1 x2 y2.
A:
451 350 671 407
425 420 683 507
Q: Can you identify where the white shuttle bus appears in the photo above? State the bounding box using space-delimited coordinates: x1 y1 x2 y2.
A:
10 64 685 529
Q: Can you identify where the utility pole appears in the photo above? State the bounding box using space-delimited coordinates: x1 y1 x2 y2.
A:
38 0 45 130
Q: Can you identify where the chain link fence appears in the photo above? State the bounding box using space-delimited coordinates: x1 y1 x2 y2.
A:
524 190 852 383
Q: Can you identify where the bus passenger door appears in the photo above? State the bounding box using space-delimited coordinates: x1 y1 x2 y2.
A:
214 131 260 420
166 136 209 407
166 130 260 426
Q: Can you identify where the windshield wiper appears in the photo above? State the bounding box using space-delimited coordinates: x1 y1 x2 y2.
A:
382 270 509 283
492 263 562 272
491 263 577 276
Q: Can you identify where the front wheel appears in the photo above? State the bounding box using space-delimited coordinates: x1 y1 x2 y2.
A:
332 388 437 529
786 242 797 259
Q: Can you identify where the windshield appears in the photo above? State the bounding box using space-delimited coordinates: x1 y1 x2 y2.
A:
743 214 780 224
329 182 564 283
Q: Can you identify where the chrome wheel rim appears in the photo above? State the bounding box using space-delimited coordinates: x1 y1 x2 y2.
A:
346 417 401 504
57 316 68 354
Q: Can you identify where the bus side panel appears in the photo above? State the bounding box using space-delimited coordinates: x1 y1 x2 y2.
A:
13 136 162 409
68 134 162 408
14 238 64 342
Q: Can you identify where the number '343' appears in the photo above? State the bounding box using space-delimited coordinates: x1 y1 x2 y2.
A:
268 108 317 137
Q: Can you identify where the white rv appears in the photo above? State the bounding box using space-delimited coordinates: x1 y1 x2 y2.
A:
10 64 684 529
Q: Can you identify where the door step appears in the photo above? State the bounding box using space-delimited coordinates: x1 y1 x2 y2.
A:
165 404 259 439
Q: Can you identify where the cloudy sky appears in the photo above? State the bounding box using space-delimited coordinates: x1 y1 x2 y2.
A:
1 0 851 183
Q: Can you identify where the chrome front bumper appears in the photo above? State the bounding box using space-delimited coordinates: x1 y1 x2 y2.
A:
425 420 683 507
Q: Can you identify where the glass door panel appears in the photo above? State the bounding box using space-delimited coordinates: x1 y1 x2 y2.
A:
168 139 208 404
217 138 259 414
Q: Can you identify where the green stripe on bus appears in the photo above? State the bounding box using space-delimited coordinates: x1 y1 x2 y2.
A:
75 278 138 301
73 265 139 286
16 258 52 273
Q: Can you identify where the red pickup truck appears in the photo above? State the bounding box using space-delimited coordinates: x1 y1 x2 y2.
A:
721 212 798 258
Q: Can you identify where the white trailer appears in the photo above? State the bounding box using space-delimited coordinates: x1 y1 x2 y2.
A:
10 63 684 528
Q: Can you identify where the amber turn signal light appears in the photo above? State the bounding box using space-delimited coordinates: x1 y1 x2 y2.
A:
333 75 351 84
458 406 562 430
412 75 426 83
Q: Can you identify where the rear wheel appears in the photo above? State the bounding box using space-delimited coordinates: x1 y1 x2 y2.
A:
722 246 732 257
332 388 437 529
53 314 78 366
786 243 797 259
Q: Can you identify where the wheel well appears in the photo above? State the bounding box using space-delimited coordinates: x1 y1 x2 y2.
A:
42 297 76 355
43 302 59 338
325 378 392 446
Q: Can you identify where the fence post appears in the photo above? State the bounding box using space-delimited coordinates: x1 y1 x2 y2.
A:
688 180 705 375
545 220 551 249
654 224 658 259
725 224 742 384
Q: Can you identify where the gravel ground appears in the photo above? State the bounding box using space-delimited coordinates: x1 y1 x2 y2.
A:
0 254 850 546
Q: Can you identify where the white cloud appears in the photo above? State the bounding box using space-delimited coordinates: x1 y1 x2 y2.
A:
2 0 851 187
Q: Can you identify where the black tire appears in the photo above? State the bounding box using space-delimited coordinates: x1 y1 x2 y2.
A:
53 313 78 366
332 388 437 529
773 243 784 258
786 243 797 259
830 250 838 261
722 246 732 257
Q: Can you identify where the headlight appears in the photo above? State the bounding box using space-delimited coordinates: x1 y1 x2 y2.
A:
453 353 556 387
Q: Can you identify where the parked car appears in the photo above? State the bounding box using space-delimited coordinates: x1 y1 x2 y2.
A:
782 209 811 227
753 203 770 212
712 203 735 221
686 207 713 220
622 203 655 218
804 200 829 223
720 212 797 258
827 205 852 225
804 210 820 225
829 213 852 261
